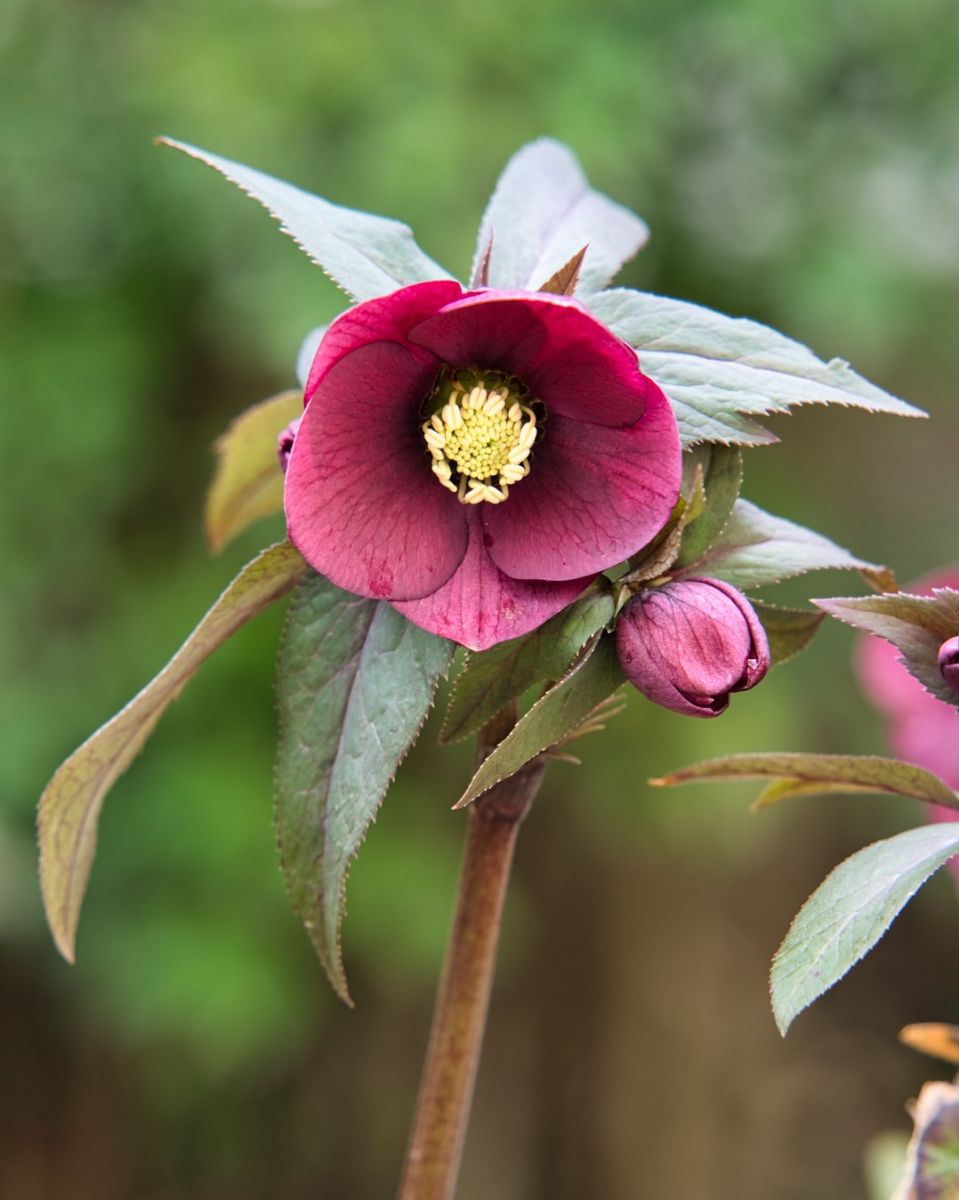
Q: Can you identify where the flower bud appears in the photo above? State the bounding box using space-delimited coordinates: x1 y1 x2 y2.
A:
615 577 770 718
278 417 302 474
939 636 959 700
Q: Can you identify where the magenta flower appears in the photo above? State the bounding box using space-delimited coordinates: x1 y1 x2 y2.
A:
615 577 770 717
283 280 681 650
940 637 959 700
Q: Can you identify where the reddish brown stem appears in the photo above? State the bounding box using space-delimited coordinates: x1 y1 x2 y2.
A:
397 723 545 1200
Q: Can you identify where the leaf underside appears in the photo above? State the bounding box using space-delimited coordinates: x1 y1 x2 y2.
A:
38 542 307 963
274 573 453 1003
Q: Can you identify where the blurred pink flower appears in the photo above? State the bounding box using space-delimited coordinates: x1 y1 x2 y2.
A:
615 577 769 717
283 280 682 650
856 566 959 857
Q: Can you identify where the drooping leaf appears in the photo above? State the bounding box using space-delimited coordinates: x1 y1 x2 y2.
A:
675 445 743 566
651 751 959 812
750 602 826 667
454 635 625 809
770 823 959 1034
536 245 588 296
274 574 453 1002
38 542 307 963
161 139 453 303
471 140 649 296
676 499 895 591
816 590 959 709
296 326 328 389
205 391 302 552
588 289 925 447
441 586 614 745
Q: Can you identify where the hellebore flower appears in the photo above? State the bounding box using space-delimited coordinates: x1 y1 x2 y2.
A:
283 280 682 650
940 637 959 700
615 577 770 717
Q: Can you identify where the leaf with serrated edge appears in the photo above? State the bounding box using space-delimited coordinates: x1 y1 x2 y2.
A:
816 591 959 709
205 391 302 552
677 499 894 591
454 636 624 809
676 445 743 566
160 139 453 303
750 602 825 667
38 542 307 963
771 824 959 1034
274 574 453 1002
471 140 648 296
651 752 959 812
441 588 614 745
588 289 925 447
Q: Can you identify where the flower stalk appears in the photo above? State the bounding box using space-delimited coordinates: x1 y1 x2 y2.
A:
397 709 546 1200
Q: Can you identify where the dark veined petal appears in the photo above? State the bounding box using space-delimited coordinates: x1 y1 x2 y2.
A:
303 279 462 403
482 385 681 582
285 340 468 601
408 290 650 427
393 510 590 651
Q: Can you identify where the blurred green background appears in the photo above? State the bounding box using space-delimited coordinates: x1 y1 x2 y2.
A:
4 0 959 1196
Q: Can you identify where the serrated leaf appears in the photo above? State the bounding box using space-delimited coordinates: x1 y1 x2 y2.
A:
677 499 894 591
588 289 925 447
38 542 306 963
441 587 614 745
771 823 959 1034
676 445 743 566
816 591 959 709
651 752 959 813
161 139 453 303
205 390 302 552
454 636 624 809
471 140 648 296
274 573 453 1003
750 602 826 667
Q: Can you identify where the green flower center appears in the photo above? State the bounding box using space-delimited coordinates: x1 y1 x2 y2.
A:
422 374 538 505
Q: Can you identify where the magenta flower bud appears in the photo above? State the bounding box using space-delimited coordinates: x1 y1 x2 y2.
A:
939 637 959 699
615 577 770 718
278 417 302 474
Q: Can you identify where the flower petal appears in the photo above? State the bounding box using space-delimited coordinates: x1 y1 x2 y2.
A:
482 387 681 582
409 290 650 426
285 340 468 600
304 279 462 402
393 510 590 651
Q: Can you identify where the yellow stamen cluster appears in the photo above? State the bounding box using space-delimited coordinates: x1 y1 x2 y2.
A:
422 381 538 505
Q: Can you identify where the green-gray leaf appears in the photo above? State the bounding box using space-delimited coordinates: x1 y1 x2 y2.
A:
771 824 959 1034
274 573 453 1003
441 587 614 745
471 140 649 296
676 444 743 566
38 542 307 963
677 499 894 591
454 636 625 809
161 139 453 303
651 751 959 813
750 602 826 667
588 289 925 447
816 591 959 709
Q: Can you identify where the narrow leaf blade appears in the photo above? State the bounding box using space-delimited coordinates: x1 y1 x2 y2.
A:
161 139 453 303
678 499 894 591
472 140 648 296
750 602 826 667
38 542 307 963
274 575 453 1002
676 445 743 566
816 591 959 709
589 289 925 447
205 390 302 552
771 824 959 1033
441 588 614 745
651 751 959 811
454 636 625 809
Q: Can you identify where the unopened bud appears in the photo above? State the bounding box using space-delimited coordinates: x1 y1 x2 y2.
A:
939 636 959 700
